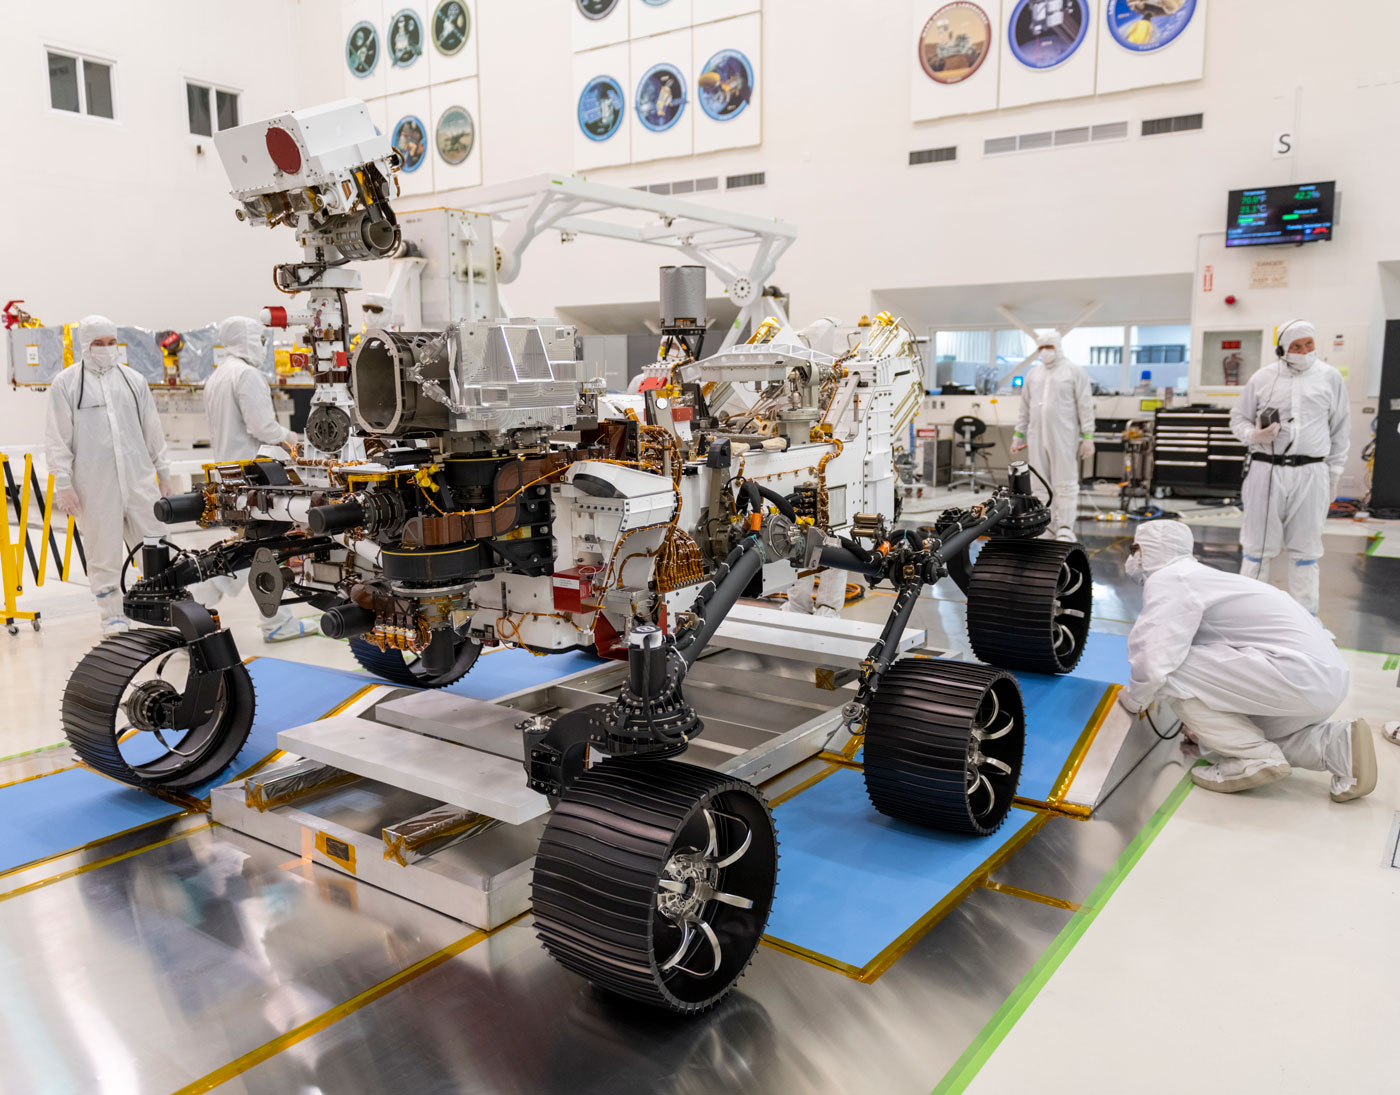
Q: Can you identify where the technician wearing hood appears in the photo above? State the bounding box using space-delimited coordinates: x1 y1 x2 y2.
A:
198 315 313 642
203 315 295 459
44 315 171 633
1121 519 1375 800
1229 319 1349 615
1011 331 1094 541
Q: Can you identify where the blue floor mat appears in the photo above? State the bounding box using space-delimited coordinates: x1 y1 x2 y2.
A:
0 660 371 880
1014 672 1115 802
0 770 182 876
1065 631 1131 683
765 766 1043 970
442 648 608 700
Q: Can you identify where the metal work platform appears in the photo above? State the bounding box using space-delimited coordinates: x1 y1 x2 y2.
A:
213 607 932 929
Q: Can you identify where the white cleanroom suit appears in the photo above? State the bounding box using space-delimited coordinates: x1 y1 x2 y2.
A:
203 316 294 460
1229 319 1350 615
44 315 171 633
196 316 312 642
1012 331 1095 541
1121 520 1375 801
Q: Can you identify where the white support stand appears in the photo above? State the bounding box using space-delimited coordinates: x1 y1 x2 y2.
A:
211 609 935 930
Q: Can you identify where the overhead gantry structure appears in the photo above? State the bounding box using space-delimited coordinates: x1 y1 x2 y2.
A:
466 173 798 350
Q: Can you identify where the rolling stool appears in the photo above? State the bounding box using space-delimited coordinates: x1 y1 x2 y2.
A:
948 415 998 491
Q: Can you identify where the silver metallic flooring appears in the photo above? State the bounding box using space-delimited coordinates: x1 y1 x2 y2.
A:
0 524 1392 1095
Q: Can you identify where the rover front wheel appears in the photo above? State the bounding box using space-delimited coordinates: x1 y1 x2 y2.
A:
61 628 254 789
349 634 482 688
533 759 778 1014
863 658 1024 836
966 539 1092 674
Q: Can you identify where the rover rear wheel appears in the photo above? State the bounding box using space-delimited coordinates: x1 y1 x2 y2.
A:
533 759 777 1014
863 658 1024 836
348 635 482 688
62 628 254 790
966 539 1092 674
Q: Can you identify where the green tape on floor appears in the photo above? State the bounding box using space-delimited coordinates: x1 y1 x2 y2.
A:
1384 655 1399 673
931 768 1198 1095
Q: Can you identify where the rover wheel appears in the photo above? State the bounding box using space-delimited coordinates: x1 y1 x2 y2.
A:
966 539 1092 674
348 635 482 688
62 628 254 789
533 759 778 1015
863 658 1024 836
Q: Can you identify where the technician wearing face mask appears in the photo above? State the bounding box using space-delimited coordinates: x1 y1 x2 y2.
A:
1011 331 1095 541
198 315 313 642
1229 319 1350 615
203 315 296 460
44 315 172 634
1120 519 1375 800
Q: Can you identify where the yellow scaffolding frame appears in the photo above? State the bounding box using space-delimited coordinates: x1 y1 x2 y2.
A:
1 452 80 634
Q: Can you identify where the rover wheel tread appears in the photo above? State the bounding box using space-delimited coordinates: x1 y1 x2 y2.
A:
863 658 1024 836
349 636 482 689
62 628 255 790
533 759 778 1015
966 539 1092 674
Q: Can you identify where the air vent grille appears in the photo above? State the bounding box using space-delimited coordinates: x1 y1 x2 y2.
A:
1142 112 1203 136
909 146 957 165
726 171 766 190
634 175 721 196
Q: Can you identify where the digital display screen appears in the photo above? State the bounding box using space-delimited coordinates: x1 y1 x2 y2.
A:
1226 182 1335 247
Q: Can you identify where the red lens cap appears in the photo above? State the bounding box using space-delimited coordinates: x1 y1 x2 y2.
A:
265 127 302 174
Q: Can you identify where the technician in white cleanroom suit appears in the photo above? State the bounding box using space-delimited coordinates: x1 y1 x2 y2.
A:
1229 319 1349 615
1011 331 1095 541
197 315 314 642
1120 520 1376 800
44 315 171 634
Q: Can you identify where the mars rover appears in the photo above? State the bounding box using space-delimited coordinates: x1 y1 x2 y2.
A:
61 101 1092 1013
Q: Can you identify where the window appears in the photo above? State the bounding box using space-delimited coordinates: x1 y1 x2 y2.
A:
1063 326 1128 391
186 81 240 136
216 89 239 130
48 50 114 118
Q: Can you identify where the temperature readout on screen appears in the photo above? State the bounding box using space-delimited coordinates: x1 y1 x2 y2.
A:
1226 182 1335 247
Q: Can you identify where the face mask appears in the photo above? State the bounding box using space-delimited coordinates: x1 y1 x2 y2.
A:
1284 351 1316 372
1040 349 1058 366
86 345 120 373
1125 551 1145 584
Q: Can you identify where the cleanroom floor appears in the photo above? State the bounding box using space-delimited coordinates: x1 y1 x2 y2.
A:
0 513 1394 1094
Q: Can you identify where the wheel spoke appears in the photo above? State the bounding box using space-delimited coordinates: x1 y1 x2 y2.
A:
974 689 1001 730
709 889 754 910
979 755 1013 777
713 825 752 869
657 878 686 894
701 808 720 859
972 716 1015 742
688 918 723 977
1058 562 1083 596
660 921 694 971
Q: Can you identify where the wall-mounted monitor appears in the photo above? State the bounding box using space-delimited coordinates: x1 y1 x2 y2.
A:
1226 182 1335 248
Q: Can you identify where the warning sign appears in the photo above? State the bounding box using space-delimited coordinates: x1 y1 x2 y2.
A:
1250 258 1289 289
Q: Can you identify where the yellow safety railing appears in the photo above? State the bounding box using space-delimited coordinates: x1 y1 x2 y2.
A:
1 452 85 634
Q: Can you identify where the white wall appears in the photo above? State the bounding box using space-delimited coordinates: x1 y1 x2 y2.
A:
2 0 341 448
369 0 1400 394
9 0 1400 469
